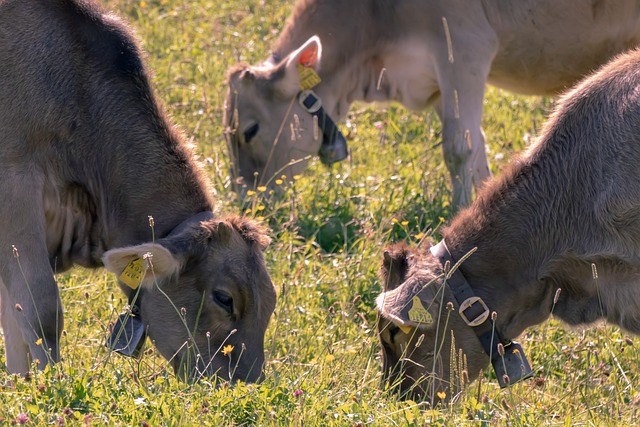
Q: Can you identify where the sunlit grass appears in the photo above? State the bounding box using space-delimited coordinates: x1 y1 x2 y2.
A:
1 0 638 425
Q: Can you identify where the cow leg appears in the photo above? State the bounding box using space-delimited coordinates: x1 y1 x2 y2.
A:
0 282 30 373
0 172 63 373
436 75 491 209
434 19 497 209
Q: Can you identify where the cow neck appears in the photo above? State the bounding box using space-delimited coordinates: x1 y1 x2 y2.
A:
272 2 398 121
430 240 533 388
93 116 214 249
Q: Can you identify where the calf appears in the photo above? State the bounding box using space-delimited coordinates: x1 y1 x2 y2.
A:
0 0 276 382
225 0 640 208
377 48 640 401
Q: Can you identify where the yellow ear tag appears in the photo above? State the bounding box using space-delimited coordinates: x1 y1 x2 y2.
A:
398 324 412 334
119 258 147 289
296 63 321 90
408 296 433 324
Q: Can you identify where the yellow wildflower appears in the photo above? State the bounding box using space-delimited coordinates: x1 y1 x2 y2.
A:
324 354 335 363
275 179 283 185
246 190 256 196
437 391 446 400
414 233 425 240
222 345 234 356
35 338 43 346
257 186 267 192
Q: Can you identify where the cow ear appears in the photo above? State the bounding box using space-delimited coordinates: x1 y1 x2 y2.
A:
102 242 182 288
273 35 322 97
376 278 442 332
381 243 412 291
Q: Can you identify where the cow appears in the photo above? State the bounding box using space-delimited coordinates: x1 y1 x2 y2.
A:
224 0 640 208
0 0 276 383
376 47 640 403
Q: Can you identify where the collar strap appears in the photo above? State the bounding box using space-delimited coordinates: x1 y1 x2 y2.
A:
430 240 533 388
297 90 348 165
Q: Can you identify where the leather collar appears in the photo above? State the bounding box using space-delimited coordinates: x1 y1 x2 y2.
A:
430 240 533 388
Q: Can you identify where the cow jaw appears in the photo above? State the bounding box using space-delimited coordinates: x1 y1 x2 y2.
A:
376 245 488 402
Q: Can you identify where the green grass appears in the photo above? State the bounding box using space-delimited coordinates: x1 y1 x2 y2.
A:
2 0 639 425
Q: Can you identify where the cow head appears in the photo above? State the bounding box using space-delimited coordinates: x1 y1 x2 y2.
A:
103 214 275 383
224 36 326 197
376 243 488 403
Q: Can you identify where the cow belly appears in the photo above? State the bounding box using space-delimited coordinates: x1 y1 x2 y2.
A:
44 180 100 271
486 0 640 95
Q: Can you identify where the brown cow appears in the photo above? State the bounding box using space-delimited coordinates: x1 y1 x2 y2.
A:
225 0 640 208
377 48 640 402
0 0 275 382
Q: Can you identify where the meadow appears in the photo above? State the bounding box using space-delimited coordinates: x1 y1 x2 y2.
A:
1 0 639 425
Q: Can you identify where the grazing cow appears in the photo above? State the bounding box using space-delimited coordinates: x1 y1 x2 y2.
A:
377 48 640 402
0 0 276 383
225 0 640 208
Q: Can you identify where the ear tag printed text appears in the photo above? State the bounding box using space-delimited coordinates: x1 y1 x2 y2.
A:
408 296 433 324
297 64 321 91
119 258 147 289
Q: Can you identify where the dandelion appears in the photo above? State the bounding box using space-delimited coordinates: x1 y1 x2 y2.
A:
35 338 42 346
257 186 267 193
246 190 256 196
292 389 303 398
436 391 446 400
275 179 283 185
222 345 234 356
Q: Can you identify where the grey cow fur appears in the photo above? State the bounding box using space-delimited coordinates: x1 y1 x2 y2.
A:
377 47 640 401
0 0 275 381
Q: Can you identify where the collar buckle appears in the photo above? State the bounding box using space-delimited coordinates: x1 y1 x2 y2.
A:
459 296 490 327
298 90 322 113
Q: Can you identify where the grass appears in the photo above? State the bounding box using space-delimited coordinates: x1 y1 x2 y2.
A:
1 0 639 425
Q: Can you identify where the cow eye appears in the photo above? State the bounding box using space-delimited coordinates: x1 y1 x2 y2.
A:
243 123 259 143
213 291 233 314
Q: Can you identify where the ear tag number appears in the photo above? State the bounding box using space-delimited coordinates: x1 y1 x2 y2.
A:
408 296 433 324
297 64 321 91
119 258 147 289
